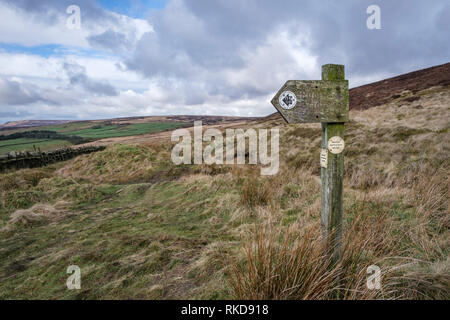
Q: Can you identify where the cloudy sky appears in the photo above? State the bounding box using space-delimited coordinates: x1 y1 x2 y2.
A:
0 0 448 123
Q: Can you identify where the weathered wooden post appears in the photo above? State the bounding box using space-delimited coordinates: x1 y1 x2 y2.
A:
320 64 346 264
271 64 349 264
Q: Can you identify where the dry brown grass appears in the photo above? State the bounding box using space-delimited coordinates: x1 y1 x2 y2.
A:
229 222 334 299
390 258 450 299
0 168 52 192
240 177 274 208
7 201 72 227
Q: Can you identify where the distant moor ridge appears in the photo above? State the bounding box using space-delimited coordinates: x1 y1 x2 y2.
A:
350 62 450 110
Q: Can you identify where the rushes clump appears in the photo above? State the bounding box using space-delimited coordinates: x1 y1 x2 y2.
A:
240 177 273 208
228 215 394 300
229 222 334 299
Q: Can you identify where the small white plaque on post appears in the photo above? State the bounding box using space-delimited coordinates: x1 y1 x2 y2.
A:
328 136 345 154
320 149 328 168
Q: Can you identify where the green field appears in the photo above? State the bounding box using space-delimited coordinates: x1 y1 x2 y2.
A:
59 122 187 139
0 138 72 154
36 122 95 133
0 122 187 155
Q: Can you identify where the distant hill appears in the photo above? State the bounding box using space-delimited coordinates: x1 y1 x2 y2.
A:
0 120 73 130
0 115 260 131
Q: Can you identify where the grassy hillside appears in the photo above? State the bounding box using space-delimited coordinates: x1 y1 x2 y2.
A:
0 85 448 299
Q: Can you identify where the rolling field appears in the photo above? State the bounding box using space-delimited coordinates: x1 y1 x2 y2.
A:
0 122 188 155
60 122 188 139
0 138 72 154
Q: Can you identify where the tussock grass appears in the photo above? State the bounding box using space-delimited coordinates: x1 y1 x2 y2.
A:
240 177 273 208
0 168 52 192
7 201 72 227
229 222 334 299
229 185 448 300
228 201 396 299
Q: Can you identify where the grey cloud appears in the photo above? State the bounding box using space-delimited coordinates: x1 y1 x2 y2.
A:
1 0 136 46
64 63 119 97
117 0 450 113
128 0 450 81
0 111 33 124
0 111 32 118
87 30 133 53
1 0 150 55
0 78 52 105
2 0 109 24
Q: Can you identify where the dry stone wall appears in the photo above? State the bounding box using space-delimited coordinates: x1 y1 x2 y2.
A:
0 146 105 172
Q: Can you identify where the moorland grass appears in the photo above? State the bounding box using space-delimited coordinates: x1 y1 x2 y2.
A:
0 87 448 299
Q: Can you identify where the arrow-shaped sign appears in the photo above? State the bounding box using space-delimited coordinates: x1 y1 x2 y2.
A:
271 79 349 124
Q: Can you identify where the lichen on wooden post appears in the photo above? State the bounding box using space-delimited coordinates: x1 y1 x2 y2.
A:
321 64 347 265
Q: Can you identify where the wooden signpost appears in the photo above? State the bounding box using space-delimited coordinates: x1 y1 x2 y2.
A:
271 64 349 264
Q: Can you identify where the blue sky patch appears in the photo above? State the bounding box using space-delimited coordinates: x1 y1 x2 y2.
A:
98 0 167 18
0 43 118 60
0 43 63 57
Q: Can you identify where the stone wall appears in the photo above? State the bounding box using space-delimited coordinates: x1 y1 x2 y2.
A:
0 146 106 172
